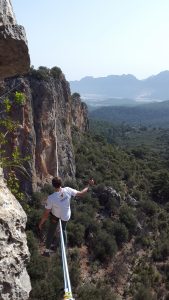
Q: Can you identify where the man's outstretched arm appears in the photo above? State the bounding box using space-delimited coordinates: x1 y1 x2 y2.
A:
76 179 94 197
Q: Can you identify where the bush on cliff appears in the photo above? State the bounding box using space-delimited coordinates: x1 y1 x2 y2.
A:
50 66 62 79
30 65 63 80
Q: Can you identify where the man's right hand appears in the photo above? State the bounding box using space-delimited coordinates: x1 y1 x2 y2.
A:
88 178 95 186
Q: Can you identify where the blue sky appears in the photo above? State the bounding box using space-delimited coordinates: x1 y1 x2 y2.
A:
12 0 169 81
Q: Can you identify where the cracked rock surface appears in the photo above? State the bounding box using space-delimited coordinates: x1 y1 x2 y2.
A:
0 168 31 299
0 0 30 78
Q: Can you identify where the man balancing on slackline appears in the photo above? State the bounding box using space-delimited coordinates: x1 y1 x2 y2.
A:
38 176 94 257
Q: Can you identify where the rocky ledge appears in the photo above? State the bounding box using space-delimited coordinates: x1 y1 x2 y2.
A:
0 168 31 300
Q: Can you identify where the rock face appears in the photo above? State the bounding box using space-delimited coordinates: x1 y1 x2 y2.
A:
0 168 31 299
0 1 31 299
71 93 89 131
0 0 30 78
3 71 88 192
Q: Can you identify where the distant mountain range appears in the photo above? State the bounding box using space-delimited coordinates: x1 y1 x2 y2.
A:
70 71 169 106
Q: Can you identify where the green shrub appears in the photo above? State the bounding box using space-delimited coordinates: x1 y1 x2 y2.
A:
91 230 117 262
95 185 120 215
50 66 62 79
134 286 155 300
135 235 151 248
14 91 26 105
119 205 137 234
69 247 80 263
78 282 116 300
70 263 81 288
141 200 158 216
63 178 79 189
27 208 43 234
28 252 48 281
68 222 85 247
27 230 38 254
41 183 55 195
30 66 50 80
71 92 81 100
151 171 169 204
31 191 47 208
112 222 129 247
152 241 169 261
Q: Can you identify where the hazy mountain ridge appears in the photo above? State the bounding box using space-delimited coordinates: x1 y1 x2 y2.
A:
70 71 169 102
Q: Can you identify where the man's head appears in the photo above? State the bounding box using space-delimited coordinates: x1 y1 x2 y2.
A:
52 176 62 189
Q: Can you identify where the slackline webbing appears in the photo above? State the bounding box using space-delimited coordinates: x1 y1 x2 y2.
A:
55 100 74 299
60 219 74 300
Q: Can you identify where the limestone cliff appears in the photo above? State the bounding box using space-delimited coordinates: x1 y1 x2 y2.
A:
0 0 31 299
71 93 89 132
3 69 88 192
0 0 30 78
0 168 31 299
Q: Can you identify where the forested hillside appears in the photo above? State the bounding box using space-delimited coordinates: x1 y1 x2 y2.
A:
25 121 169 300
89 120 169 152
89 100 169 127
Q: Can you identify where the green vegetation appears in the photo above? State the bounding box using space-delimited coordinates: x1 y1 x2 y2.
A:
25 119 169 298
71 92 81 100
30 66 63 80
89 100 169 127
0 91 29 201
78 282 116 300
71 122 169 298
90 119 169 153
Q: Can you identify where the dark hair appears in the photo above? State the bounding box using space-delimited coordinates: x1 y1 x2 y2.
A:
52 176 62 188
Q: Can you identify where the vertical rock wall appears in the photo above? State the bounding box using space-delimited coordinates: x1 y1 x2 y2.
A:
3 73 89 192
0 169 31 299
0 0 30 78
71 93 89 131
0 0 31 299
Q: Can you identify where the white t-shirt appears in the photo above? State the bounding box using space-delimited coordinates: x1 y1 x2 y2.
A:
45 187 78 221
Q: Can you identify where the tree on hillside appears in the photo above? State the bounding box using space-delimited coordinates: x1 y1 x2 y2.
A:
151 171 169 204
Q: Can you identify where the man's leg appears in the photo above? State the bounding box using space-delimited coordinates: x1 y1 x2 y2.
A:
45 216 59 250
61 220 67 247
